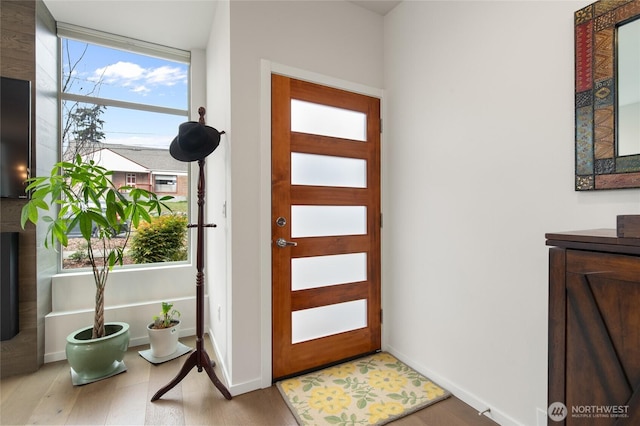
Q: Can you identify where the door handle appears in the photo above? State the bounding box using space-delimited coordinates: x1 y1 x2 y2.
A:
275 238 297 248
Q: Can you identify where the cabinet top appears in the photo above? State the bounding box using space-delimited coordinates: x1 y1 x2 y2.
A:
546 229 640 255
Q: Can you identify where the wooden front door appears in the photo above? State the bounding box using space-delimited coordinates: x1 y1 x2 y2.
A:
271 74 381 380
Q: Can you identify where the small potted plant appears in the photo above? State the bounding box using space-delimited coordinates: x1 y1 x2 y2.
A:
147 301 181 358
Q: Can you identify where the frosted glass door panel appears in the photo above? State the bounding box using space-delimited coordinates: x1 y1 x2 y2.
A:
291 153 366 188
292 253 367 291
291 99 366 141
291 206 366 237
291 299 367 344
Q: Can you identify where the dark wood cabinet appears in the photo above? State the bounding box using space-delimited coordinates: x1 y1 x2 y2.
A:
547 230 640 425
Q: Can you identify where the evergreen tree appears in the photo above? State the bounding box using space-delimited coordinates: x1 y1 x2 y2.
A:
67 104 106 158
61 40 107 161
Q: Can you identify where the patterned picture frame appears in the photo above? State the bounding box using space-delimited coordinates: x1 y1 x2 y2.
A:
575 0 640 190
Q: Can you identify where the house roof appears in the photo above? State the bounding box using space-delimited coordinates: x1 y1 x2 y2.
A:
88 149 148 173
90 144 188 174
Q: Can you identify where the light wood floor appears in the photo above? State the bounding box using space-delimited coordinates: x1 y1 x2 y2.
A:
1 336 497 425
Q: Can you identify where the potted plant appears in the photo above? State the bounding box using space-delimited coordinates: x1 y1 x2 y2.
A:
21 155 172 383
147 301 181 358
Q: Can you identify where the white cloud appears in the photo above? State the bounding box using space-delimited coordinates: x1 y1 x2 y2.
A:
90 61 187 93
93 61 145 83
131 85 151 94
145 66 187 86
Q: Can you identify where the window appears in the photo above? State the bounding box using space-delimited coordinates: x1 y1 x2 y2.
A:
154 174 177 193
59 24 190 270
126 173 137 187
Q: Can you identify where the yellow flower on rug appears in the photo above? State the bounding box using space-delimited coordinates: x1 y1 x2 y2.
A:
281 378 302 394
324 363 356 378
368 370 407 392
374 352 397 364
309 386 352 414
277 352 451 425
368 401 404 424
424 381 447 399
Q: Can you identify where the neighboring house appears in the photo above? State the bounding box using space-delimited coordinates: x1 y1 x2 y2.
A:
83 145 188 200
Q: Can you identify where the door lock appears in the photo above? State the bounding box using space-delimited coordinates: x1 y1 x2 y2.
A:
276 217 287 227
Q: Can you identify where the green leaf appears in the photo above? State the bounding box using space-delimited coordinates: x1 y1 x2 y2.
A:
27 203 40 224
43 223 55 248
115 189 129 203
52 221 68 247
88 190 102 209
31 186 50 199
324 416 343 424
114 201 126 220
107 251 117 268
129 188 141 201
20 204 31 228
33 198 49 211
138 207 152 224
89 210 110 229
105 204 118 226
105 189 116 206
23 179 39 192
78 213 93 240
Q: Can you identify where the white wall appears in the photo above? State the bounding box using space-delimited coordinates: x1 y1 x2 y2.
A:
205 0 232 380
383 1 640 425
214 0 385 393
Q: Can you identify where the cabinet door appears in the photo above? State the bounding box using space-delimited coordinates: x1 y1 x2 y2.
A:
564 250 640 425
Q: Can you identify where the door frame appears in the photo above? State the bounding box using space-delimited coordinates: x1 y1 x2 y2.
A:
258 60 384 387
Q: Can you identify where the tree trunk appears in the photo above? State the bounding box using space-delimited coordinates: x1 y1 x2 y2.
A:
92 283 105 339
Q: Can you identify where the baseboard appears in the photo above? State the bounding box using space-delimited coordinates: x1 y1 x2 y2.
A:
384 344 523 426
228 376 264 396
206 326 233 394
205 326 264 397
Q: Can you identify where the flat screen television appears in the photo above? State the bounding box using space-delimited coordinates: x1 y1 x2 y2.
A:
1 76 31 199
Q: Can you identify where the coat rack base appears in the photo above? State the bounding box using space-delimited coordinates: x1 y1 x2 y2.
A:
151 340 232 401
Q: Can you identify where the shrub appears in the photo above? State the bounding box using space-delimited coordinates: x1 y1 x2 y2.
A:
130 214 188 264
68 242 88 262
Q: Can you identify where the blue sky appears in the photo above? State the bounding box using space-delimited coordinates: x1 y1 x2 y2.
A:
62 39 189 149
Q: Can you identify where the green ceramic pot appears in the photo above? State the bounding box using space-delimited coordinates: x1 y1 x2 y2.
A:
66 322 130 381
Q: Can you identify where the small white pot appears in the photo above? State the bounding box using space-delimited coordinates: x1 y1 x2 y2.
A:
147 320 180 358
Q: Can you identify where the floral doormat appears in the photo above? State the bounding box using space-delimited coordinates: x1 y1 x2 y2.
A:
276 352 451 425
